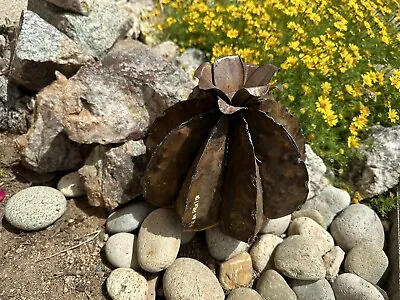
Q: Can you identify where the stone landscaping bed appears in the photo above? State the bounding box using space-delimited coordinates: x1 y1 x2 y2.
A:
0 1 399 300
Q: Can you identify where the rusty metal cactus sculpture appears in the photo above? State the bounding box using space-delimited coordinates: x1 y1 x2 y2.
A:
143 55 308 242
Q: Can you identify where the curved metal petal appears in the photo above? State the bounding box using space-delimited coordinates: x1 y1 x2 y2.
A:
244 64 279 88
219 113 264 243
177 116 229 231
213 55 245 99
143 112 220 207
195 62 214 90
255 99 306 159
146 96 218 157
245 110 308 219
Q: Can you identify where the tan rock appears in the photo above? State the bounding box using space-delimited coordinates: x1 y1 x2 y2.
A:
323 246 345 282
219 252 254 290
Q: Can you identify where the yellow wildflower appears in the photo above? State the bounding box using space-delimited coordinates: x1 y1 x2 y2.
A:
388 108 399 123
348 136 360 148
226 29 239 39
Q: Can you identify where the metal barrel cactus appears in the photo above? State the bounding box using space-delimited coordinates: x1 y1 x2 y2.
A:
143 55 308 242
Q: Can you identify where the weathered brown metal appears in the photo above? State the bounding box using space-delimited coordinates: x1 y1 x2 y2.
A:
143 55 309 242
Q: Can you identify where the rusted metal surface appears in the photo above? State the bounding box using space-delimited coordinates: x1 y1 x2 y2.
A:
143 55 309 242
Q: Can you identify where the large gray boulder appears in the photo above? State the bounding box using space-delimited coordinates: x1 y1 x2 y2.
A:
44 0 93 15
9 10 94 92
28 0 130 59
16 39 195 172
353 125 400 198
78 140 147 211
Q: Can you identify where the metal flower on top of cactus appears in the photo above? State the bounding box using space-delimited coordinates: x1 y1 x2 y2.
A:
143 55 308 242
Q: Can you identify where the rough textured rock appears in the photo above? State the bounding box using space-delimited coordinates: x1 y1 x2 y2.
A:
163 258 225 300
206 226 249 261
106 268 148 300
259 214 291 236
353 125 400 198
287 217 334 255
274 235 326 280
250 234 283 273
256 269 297 300
0 75 32 134
344 243 388 284
137 208 181 273
44 0 93 15
28 0 130 58
301 185 351 226
332 273 385 300
323 246 345 282
227 288 263 300
291 278 335 300
79 140 146 210
330 204 385 252
9 10 94 92
0 0 27 26
175 48 207 78
219 252 254 290
150 41 179 61
304 144 329 199
18 39 194 172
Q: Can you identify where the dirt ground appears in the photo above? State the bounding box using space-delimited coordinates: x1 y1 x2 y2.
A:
0 133 218 300
0 133 112 300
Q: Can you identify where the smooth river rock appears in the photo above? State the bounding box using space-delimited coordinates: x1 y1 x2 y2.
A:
106 268 148 300
250 234 283 273
104 232 139 269
287 216 334 254
330 204 385 251
323 246 345 282
332 273 385 300
292 208 327 229
5 186 67 231
57 171 86 197
259 214 291 236
344 242 388 284
227 288 263 300
206 226 249 261
106 200 154 234
301 185 351 226
274 235 326 280
137 208 181 272
219 252 254 290
163 258 225 300
291 278 335 300
256 269 297 300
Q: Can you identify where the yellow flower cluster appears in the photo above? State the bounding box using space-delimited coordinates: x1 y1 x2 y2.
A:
159 0 400 167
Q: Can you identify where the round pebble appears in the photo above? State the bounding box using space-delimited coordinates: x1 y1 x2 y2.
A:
105 232 139 269
330 204 385 251
301 185 351 226
287 217 334 254
106 201 154 234
57 171 86 197
291 278 335 300
206 226 249 261
5 186 67 231
274 235 326 280
227 287 263 300
163 258 225 300
344 242 388 284
259 214 291 236
332 273 385 300
137 208 181 272
292 209 327 229
323 246 345 282
256 269 297 300
106 268 147 300
250 234 283 273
